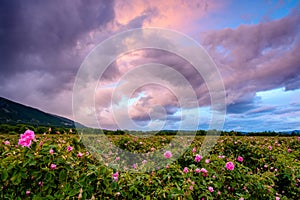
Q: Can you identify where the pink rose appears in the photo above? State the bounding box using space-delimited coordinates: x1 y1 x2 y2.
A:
183 167 189 173
201 168 208 173
67 146 73 152
268 146 272 150
208 186 214 192
112 172 119 181
50 164 56 170
77 152 83 158
164 151 172 159
195 154 202 162
192 147 196 153
237 156 244 162
205 159 210 163
49 148 54 155
225 162 234 171
4 140 10 145
195 168 201 173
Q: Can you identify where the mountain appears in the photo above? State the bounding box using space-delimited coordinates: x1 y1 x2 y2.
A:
0 97 83 128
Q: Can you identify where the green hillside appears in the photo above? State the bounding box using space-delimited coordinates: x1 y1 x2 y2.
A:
0 97 82 128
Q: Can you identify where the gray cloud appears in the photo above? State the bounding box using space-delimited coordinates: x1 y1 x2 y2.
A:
0 0 116 117
201 10 300 113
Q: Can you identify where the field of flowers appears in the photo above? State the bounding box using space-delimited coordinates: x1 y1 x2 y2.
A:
0 130 299 199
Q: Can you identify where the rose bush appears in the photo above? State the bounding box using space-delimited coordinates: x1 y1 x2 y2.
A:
0 131 299 199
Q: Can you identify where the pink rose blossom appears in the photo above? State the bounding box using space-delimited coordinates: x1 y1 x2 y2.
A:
189 186 193 190
239 198 244 200
38 181 43 187
77 152 83 158
288 148 292 153
237 156 244 162
132 164 137 169
201 168 208 173
164 151 172 158
218 155 225 159
49 148 54 155
205 159 210 163
298 137 300 141
4 140 10 145
183 167 189 173
39 141 43 147
67 146 73 152
225 162 235 171
275 197 280 200
142 160 147 164
18 130 35 148
195 154 202 162
195 168 201 173
116 157 120 161
192 147 196 153
208 186 214 192
112 172 119 181
268 146 272 150
26 190 31 195
151 147 155 151
50 164 56 170
218 191 221 195
86 152 89 155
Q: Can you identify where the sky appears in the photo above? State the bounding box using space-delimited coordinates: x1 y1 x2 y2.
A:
0 0 300 132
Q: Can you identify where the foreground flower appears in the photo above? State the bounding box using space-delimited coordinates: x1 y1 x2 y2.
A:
67 146 73 152
112 172 119 181
49 148 54 155
201 168 208 173
195 154 202 162
18 130 35 147
4 140 10 145
195 168 201 173
237 156 244 162
50 164 57 170
164 151 172 158
192 147 197 153
225 162 235 171
208 186 214 192
183 167 189 173
268 146 272 150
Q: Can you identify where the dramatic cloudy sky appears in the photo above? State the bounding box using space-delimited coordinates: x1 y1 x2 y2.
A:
1 0 300 131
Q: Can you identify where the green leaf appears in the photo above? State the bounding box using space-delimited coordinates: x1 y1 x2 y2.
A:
2 169 8 181
146 195 151 200
59 170 67 182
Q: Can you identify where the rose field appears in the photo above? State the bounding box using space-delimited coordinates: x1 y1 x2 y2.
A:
0 131 299 200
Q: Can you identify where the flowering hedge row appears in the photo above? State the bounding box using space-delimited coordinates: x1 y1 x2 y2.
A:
1 131 299 199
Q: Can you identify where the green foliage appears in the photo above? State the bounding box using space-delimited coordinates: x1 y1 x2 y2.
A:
0 133 299 199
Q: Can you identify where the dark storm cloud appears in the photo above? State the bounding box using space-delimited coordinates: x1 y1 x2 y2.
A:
0 0 115 90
